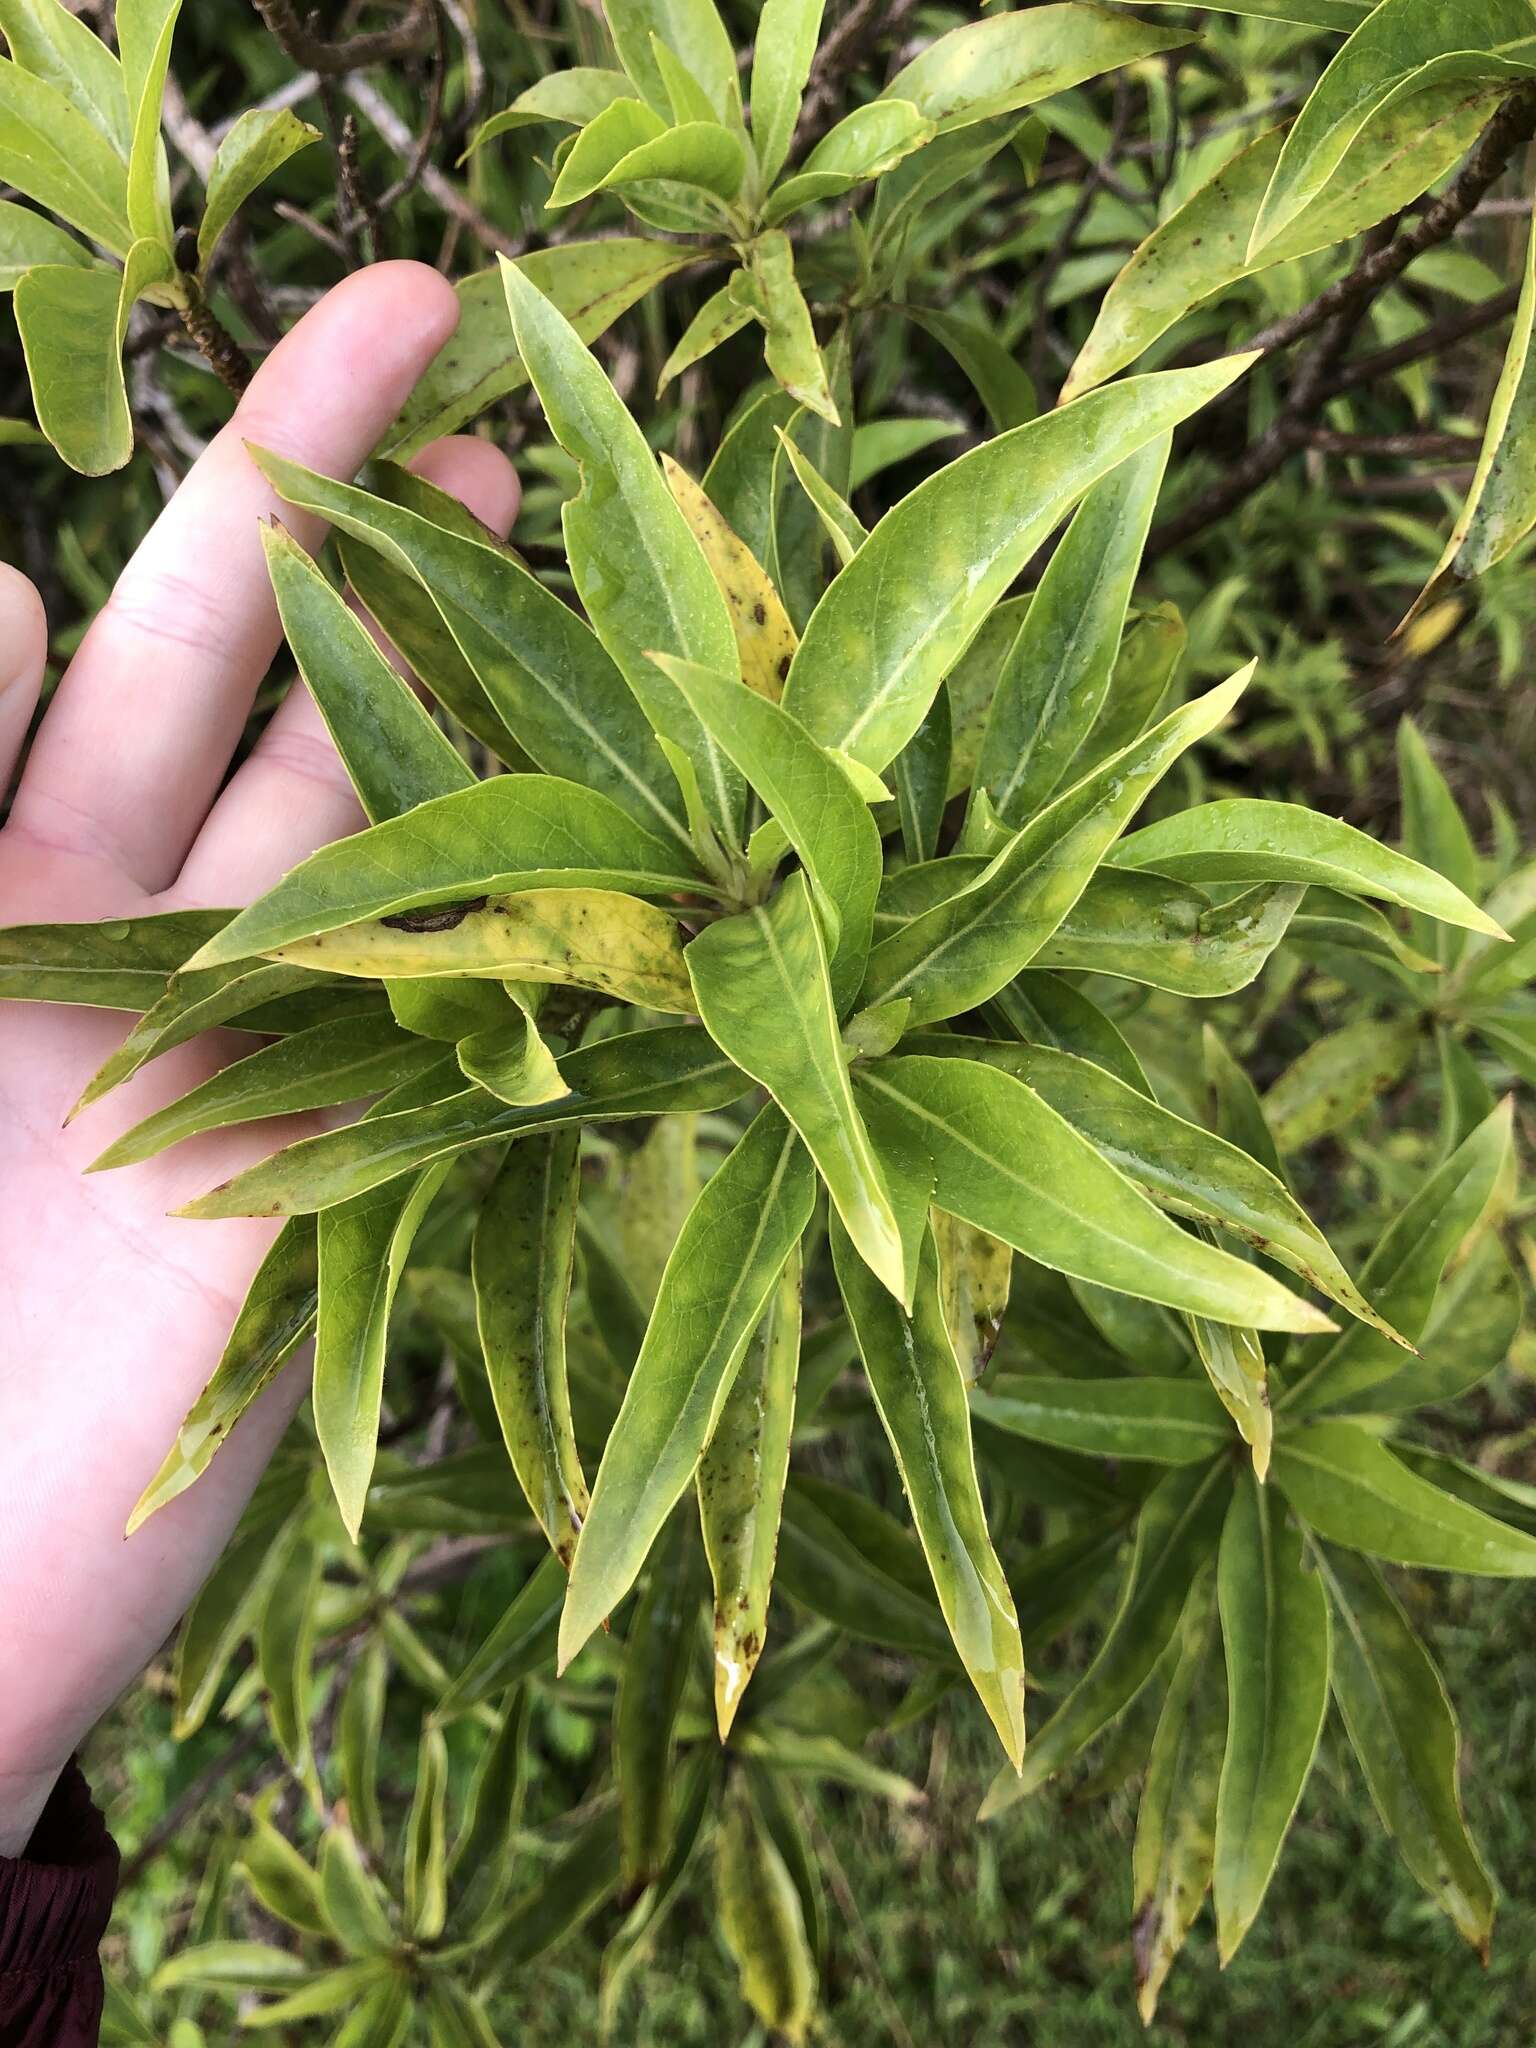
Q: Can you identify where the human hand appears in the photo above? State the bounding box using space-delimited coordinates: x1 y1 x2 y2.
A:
0 263 519 1854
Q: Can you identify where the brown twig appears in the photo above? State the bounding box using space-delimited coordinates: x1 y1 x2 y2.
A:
250 0 432 76
178 284 255 395
1322 282 1522 398
1304 428 1483 458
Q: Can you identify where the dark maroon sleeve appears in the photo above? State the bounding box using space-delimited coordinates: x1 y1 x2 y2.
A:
0 1763 118 2048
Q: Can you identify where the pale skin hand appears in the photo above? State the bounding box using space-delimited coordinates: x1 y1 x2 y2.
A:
0 263 520 1855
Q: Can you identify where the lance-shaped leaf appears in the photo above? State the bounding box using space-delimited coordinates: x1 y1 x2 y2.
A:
0 907 226 1009
688 874 909 1301
548 101 687 205
985 972 1149 1095
457 1001 569 1108
859 667 1252 1025
388 241 702 456
0 0 132 151
981 1459 1231 1816
749 0 825 184
717 1773 817 2047
655 654 880 1010
90 1014 439 1171
258 1527 321 1784
126 1220 318 1534
197 106 319 266
834 1219 1025 1769
779 357 1253 773
180 1025 747 1218
1213 1474 1331 1962
187 776 707 973
776 1475 956 1660
435 1553 565 1722
171 1471 306 1733
258 449 692 852
1406 200 1536 623
559 1105 815 1667
907 1036 1391 1338
1316 1546 1495 1953
120 0 179 243
268 889 693 1015
933 1207 1011 1383
736 230 838 421
316 1160 450 1539
1132 1582 1225 2025
765 98 934 223
975 435 1168 826
1250 0 1536 256
605 0 740 122
472 1130 588 1565
403 1722 449 1942
775 428 867 566
971 1375 1231 1465
0 57 131 249
1109 798 1508 939
1039 870 1303 996
465 67 634 151
1191 1311 1273 1481
880 4 1190 133
502 257 745 843
1262 1015 1420 1152
615 1509 700 1888
657 280 754 392
1273 1421 1536 1576
698 1246 801 1738
1066 84 1499 399
1285 1099 1513 1414
1336 1228 1521 1416
659 458 798 702
858 1056 1334 1333
261 522 474 816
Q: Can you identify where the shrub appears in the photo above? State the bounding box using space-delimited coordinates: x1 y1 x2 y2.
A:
4 1 1536 2039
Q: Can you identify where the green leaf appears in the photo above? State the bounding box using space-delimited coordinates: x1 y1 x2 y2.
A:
1250 0 1536 255
834 1219 1025 1768
449 1689 531 1919
16 240 169 474
657 280 755 391
653 654 880 1010
463 68 633 152
775 427 868 565
328 1979 411 2048
187 775 707 971
880 4 1191 133
1407 200 1536 620
858 1055 1336 1333
559 1106 815 1666
1285 1098 1515 1413
316 1161 449 1539
338 1641 388 1855
172 1472 306 1732
859 667 1254 1025
436 1554 565 1721
981 1460 1230 1815
318 1824 395 1957
502 256 745 843
749 0 825 185
688 874 909 1301
776 1475 956 1661
198 102 317 267
1109 797 1507 938
128 1222 317 1532
238 1815 327 1937
604 0 739 123
1132 1585 1225 2025
698 1246 801 1737
0 198 90 287
780 357 1254 773
403 1723 449 1942
0 55 131 249
0 906 225 1009
933 1206 1011 1382
244 1961 394 2027
1336 1229 1522 1416
1066 85 1499 398
90 1014 438 1171
716 1774 817 2047
1137 0 1365 22
0 0 131 151
595 117 745 203
735 230 838 422
892 684 951 867
387 241 701 457
1190 1311 1273 1482
1273 1421 1536 1576
119 0 179 245
269 889 694 1015
259 451 692 852
151 1942 315 1994
1317 1545 1495 1953
257 1527 320 1783
971 1375 1231 1465
262 523 473 818
178 1026 747 1218
472 1130 588 1565
1040 870 1303 996
975 435 1169 825
765 99 936 223
1213 1473 1331 1962
615 1509 699 1888
547 97 666 204
1262 1016 1420 1151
